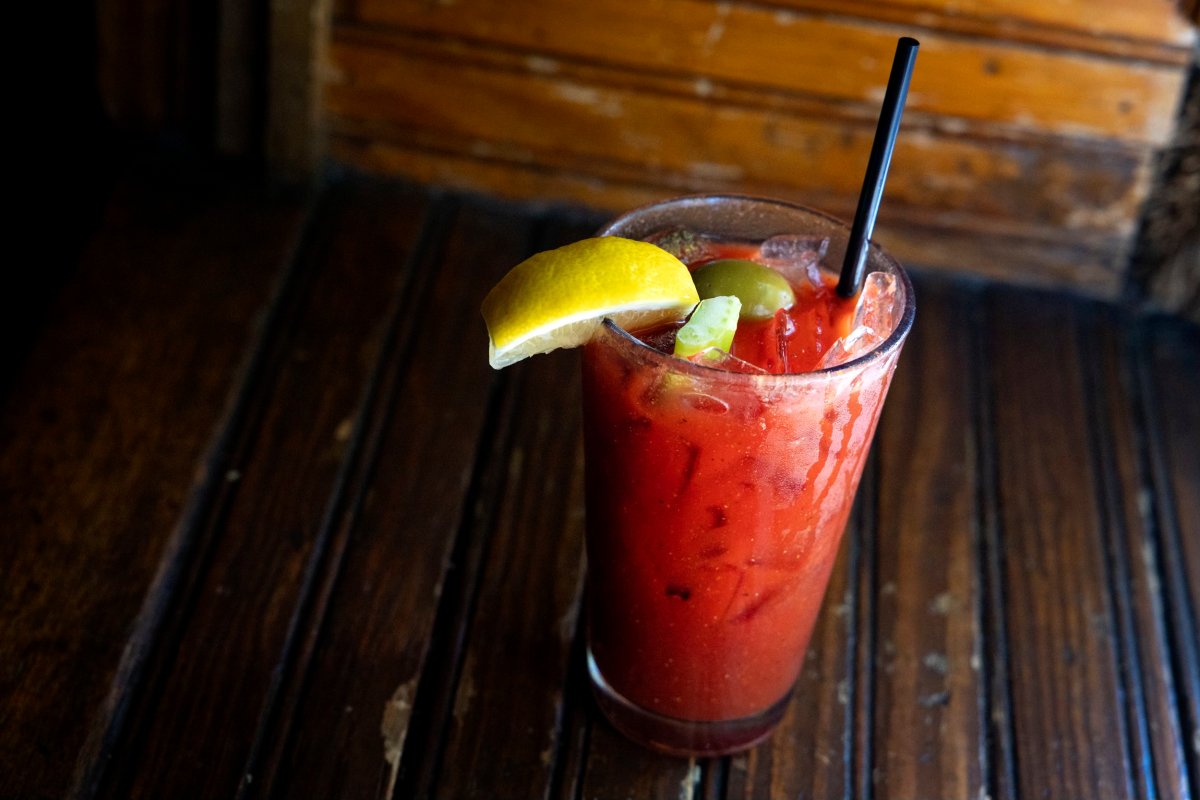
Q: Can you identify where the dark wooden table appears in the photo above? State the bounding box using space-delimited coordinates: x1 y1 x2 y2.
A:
3 167 1198 800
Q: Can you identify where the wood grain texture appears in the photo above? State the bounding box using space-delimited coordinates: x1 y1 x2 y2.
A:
417 218 606 800
267 0 331 176
97 0 216 138
94 184 433 799
986 287 1135 799
257 201 541 800
331 0 1196 60
326 34 1152 235
324 30 1158 296
330 132 1131 297
319 0 1194 296
429 350 586 798
774 0 1197 55
342 0 1188 145
870 279 986 799
9 171 1199 798
1142 315 1200 793
580 724 701 799
1134 64 1200 324
326 0 1196 67
0 174 304 799
1145 318 1200 658
216 0 267 156
1085 304 1196 800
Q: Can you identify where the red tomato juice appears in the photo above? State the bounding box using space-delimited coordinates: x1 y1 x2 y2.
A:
582 242 900 724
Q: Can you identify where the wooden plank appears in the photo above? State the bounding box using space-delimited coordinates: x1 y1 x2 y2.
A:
867 279 986 798
1135 71 1199 324
217 0 265 156
254 202 541 800
326 34 1153 236
333 0 1196 62
344 0 1188 145
96 0 217 141
580 724 701 799
1145 317 1200 654
267 0 331 176
330 133 1129 297
0 174 304 798
877 219 1127 297
402 215 594 800
96 0 173 131
852 456 879 800
546 632 593 800
92 183 433 798
985 287 1135 799
781 0 1197 56
975 283 1019 800
429 348 586 797
1141 314 1200 791
1084 304 1196 800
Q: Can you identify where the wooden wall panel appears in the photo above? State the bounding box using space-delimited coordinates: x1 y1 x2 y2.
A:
785 0 1196 54
327 32 1155 292
346 0 1188 145
328 36 1152 232
331 135 1133 293
323 0 1196 295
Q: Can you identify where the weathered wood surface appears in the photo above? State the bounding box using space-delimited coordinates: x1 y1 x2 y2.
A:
0 172 307 799
2 172 1198 799
341 0 1189 143
94 183 436 798
267 0 332 177
86 0 1196 296
988 289 1136 798
321 0 1195 297
326 23 1163 293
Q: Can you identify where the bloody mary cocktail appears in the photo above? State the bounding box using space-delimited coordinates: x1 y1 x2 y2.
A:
582 196 913 756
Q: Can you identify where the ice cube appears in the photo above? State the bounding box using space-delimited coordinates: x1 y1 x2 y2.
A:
645 227 719 265
774 308 794 375
816 327 886 369
816 272 901 369
687 349 768 374
758 235 830 287
852 271 901 338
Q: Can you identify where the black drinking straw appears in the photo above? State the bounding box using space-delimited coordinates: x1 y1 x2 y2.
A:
837 37 920 298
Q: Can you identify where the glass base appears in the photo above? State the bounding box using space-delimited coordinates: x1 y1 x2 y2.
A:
587 649 792 757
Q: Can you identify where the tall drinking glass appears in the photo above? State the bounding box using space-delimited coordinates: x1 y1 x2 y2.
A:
581 195 914 756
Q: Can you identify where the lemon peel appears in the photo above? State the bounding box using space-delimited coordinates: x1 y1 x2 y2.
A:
482 237 699 369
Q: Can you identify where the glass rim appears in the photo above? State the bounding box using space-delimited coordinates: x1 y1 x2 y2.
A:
595 193 916 384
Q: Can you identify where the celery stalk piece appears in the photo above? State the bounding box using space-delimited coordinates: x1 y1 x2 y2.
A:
674 296 741 358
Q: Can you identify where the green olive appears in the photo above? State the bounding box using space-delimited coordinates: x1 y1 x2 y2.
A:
692 259 795 321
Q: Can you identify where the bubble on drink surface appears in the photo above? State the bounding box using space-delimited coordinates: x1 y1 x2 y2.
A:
644 227 721 265
817 272 901 369
757 235 830 288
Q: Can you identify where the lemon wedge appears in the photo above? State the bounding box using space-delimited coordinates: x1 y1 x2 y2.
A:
482 237 700 369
